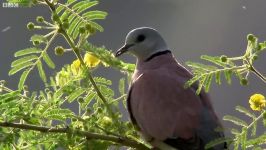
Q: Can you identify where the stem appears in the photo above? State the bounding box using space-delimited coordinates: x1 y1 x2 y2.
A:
246 59 266 83
0 122 150 150
34 26 56 30
228 56 244 61
246 110 265 129
109 94 127 104
28 32 57 73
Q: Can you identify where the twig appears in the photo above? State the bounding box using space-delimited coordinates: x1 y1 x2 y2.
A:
246 59 266 83
0 122 150 150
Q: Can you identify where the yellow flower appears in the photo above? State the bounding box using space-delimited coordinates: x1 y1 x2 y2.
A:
71 59 81 75
249 93 266 111
84 52 100 68
70 53 100 75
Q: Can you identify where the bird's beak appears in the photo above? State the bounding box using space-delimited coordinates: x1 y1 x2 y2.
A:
115 44 134 57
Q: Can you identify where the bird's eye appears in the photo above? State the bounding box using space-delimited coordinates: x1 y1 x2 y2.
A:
136 34 146 42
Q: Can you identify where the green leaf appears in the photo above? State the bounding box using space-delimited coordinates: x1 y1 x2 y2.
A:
241 127 247 150
18 69 31 90
71 1 87 10
94 77 112 85
75 1 98 13
14 47 42 57
83 11 107 20
9 61 33 75
56 5 65 14
30 34 48 44
184 76 201 89
205 137 232 149
68 17 81 36
246 133 266 147
186 61 217 71
251 121 257 136
235 105 256 119
72 21 84 39
231 128 240 135
44 109 74 121
263 112 266 127
119 78 125 95
43 52 55 69
234 138 240 150
215 71 221 85
81 92 96 109
67 1 98 24
223 115 248 127
37 61 47 82
224 70 232 84
99 85 114 98
201 55 228 67
87 21 104 32
67 88 86 103
0 91 20 102
196 76 206 95
11 55 38 67
204 74 213 92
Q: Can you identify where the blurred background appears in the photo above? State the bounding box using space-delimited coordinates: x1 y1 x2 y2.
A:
0 0 266 139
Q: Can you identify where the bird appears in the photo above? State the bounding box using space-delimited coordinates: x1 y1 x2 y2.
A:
115 27 227 150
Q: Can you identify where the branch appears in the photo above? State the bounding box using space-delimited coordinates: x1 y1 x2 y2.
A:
0 122 150 150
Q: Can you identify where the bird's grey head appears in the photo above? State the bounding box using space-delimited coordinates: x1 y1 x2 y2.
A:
115 27 168 61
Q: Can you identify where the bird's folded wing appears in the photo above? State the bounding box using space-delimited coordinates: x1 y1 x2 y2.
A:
129 69 203 141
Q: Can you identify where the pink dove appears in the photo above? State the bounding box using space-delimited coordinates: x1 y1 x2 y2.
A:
115 27 227 150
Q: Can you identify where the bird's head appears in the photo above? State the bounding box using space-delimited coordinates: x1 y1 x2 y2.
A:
115 27 168 60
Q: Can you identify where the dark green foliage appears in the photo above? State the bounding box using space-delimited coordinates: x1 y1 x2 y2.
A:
27 22 35 30
9 47 56 89
55 0 107 40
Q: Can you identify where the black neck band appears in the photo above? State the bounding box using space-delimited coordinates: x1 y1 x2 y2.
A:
145 50 171 62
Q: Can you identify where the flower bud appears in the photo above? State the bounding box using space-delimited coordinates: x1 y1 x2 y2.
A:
55 46 64 56
240 78 248 86
77 97 84 103
27 22 35 30
247 34 256 42
220 55 227 62
33 40 40 46
36 16 44 23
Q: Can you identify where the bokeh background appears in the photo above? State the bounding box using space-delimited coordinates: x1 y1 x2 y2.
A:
1 0 266 142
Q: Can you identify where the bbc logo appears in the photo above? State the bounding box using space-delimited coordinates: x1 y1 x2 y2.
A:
2 2 19 8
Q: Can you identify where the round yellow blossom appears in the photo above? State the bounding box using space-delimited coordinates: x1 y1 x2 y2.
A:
84 52 100 68
71 59 81 75
249 93 266 111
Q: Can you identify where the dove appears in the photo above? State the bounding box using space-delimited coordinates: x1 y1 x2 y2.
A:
115 27 227 150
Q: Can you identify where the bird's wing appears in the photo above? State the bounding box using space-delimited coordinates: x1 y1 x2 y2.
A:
129 67 204 141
